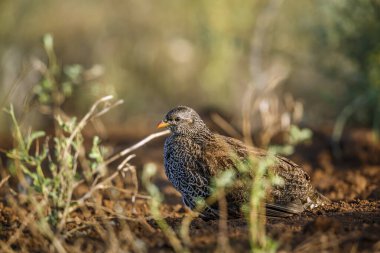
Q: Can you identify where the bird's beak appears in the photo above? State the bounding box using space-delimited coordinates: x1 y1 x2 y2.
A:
157 121 170 129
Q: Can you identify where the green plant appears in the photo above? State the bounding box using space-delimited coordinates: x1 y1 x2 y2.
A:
5 95 122 228
142 163 188 253
243 126 311 252
1 36 129 253
314 1 380 140
33 34 85 111
179 125 312 253
244 154 281 253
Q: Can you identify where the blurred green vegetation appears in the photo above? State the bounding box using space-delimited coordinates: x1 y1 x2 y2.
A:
315 0 380 132
0 0 379 134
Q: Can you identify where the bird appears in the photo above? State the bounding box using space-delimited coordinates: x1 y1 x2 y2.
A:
157 106 330 219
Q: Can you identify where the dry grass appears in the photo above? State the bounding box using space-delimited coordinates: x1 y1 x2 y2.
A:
1 94 173 253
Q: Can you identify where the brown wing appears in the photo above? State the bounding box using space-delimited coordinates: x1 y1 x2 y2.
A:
212 134 312 217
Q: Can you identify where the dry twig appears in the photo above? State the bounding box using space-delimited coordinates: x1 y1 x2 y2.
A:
0 175 10 189
104 129 170 166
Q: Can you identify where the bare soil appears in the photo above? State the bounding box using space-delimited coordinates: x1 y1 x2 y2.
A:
0 126 379 252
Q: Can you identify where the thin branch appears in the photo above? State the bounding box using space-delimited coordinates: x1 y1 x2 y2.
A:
92 99 124 118
117 154 136 170
0 175 10 189
104 129 170 166
105 186 151 200
242 0 285 145
75 170 120 206
211 113 242 139
61 95 123 162
216 188 232 253
74 155 135 206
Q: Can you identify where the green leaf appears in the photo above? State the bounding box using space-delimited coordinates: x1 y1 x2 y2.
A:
41 79 53 90
289 125 312 145
5 105 26 152
43 34 54 52
38 92 51 104
56 116 77 133
62 81 73 96
27 131 46 150
213 169 236 189
36 165 45 181
64 64 83 83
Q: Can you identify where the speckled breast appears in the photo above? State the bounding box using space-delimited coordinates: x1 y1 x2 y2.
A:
163 135 210 205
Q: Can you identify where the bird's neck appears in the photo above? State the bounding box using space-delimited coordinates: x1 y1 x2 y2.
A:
173 126 214 144
189 127 214 145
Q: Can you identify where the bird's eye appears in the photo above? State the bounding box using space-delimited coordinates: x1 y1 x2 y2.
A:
174 117 181 122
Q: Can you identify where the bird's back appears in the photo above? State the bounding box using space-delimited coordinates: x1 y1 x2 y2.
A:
208 134 330 215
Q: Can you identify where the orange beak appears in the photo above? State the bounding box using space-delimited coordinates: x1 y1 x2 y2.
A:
157 121 170 129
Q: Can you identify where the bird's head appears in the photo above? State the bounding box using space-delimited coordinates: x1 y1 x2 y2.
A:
157 106 209 136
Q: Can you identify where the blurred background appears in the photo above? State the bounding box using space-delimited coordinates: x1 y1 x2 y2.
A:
0 0 379 142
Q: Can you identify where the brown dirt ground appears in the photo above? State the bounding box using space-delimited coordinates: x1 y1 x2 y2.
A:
0 127 379 252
